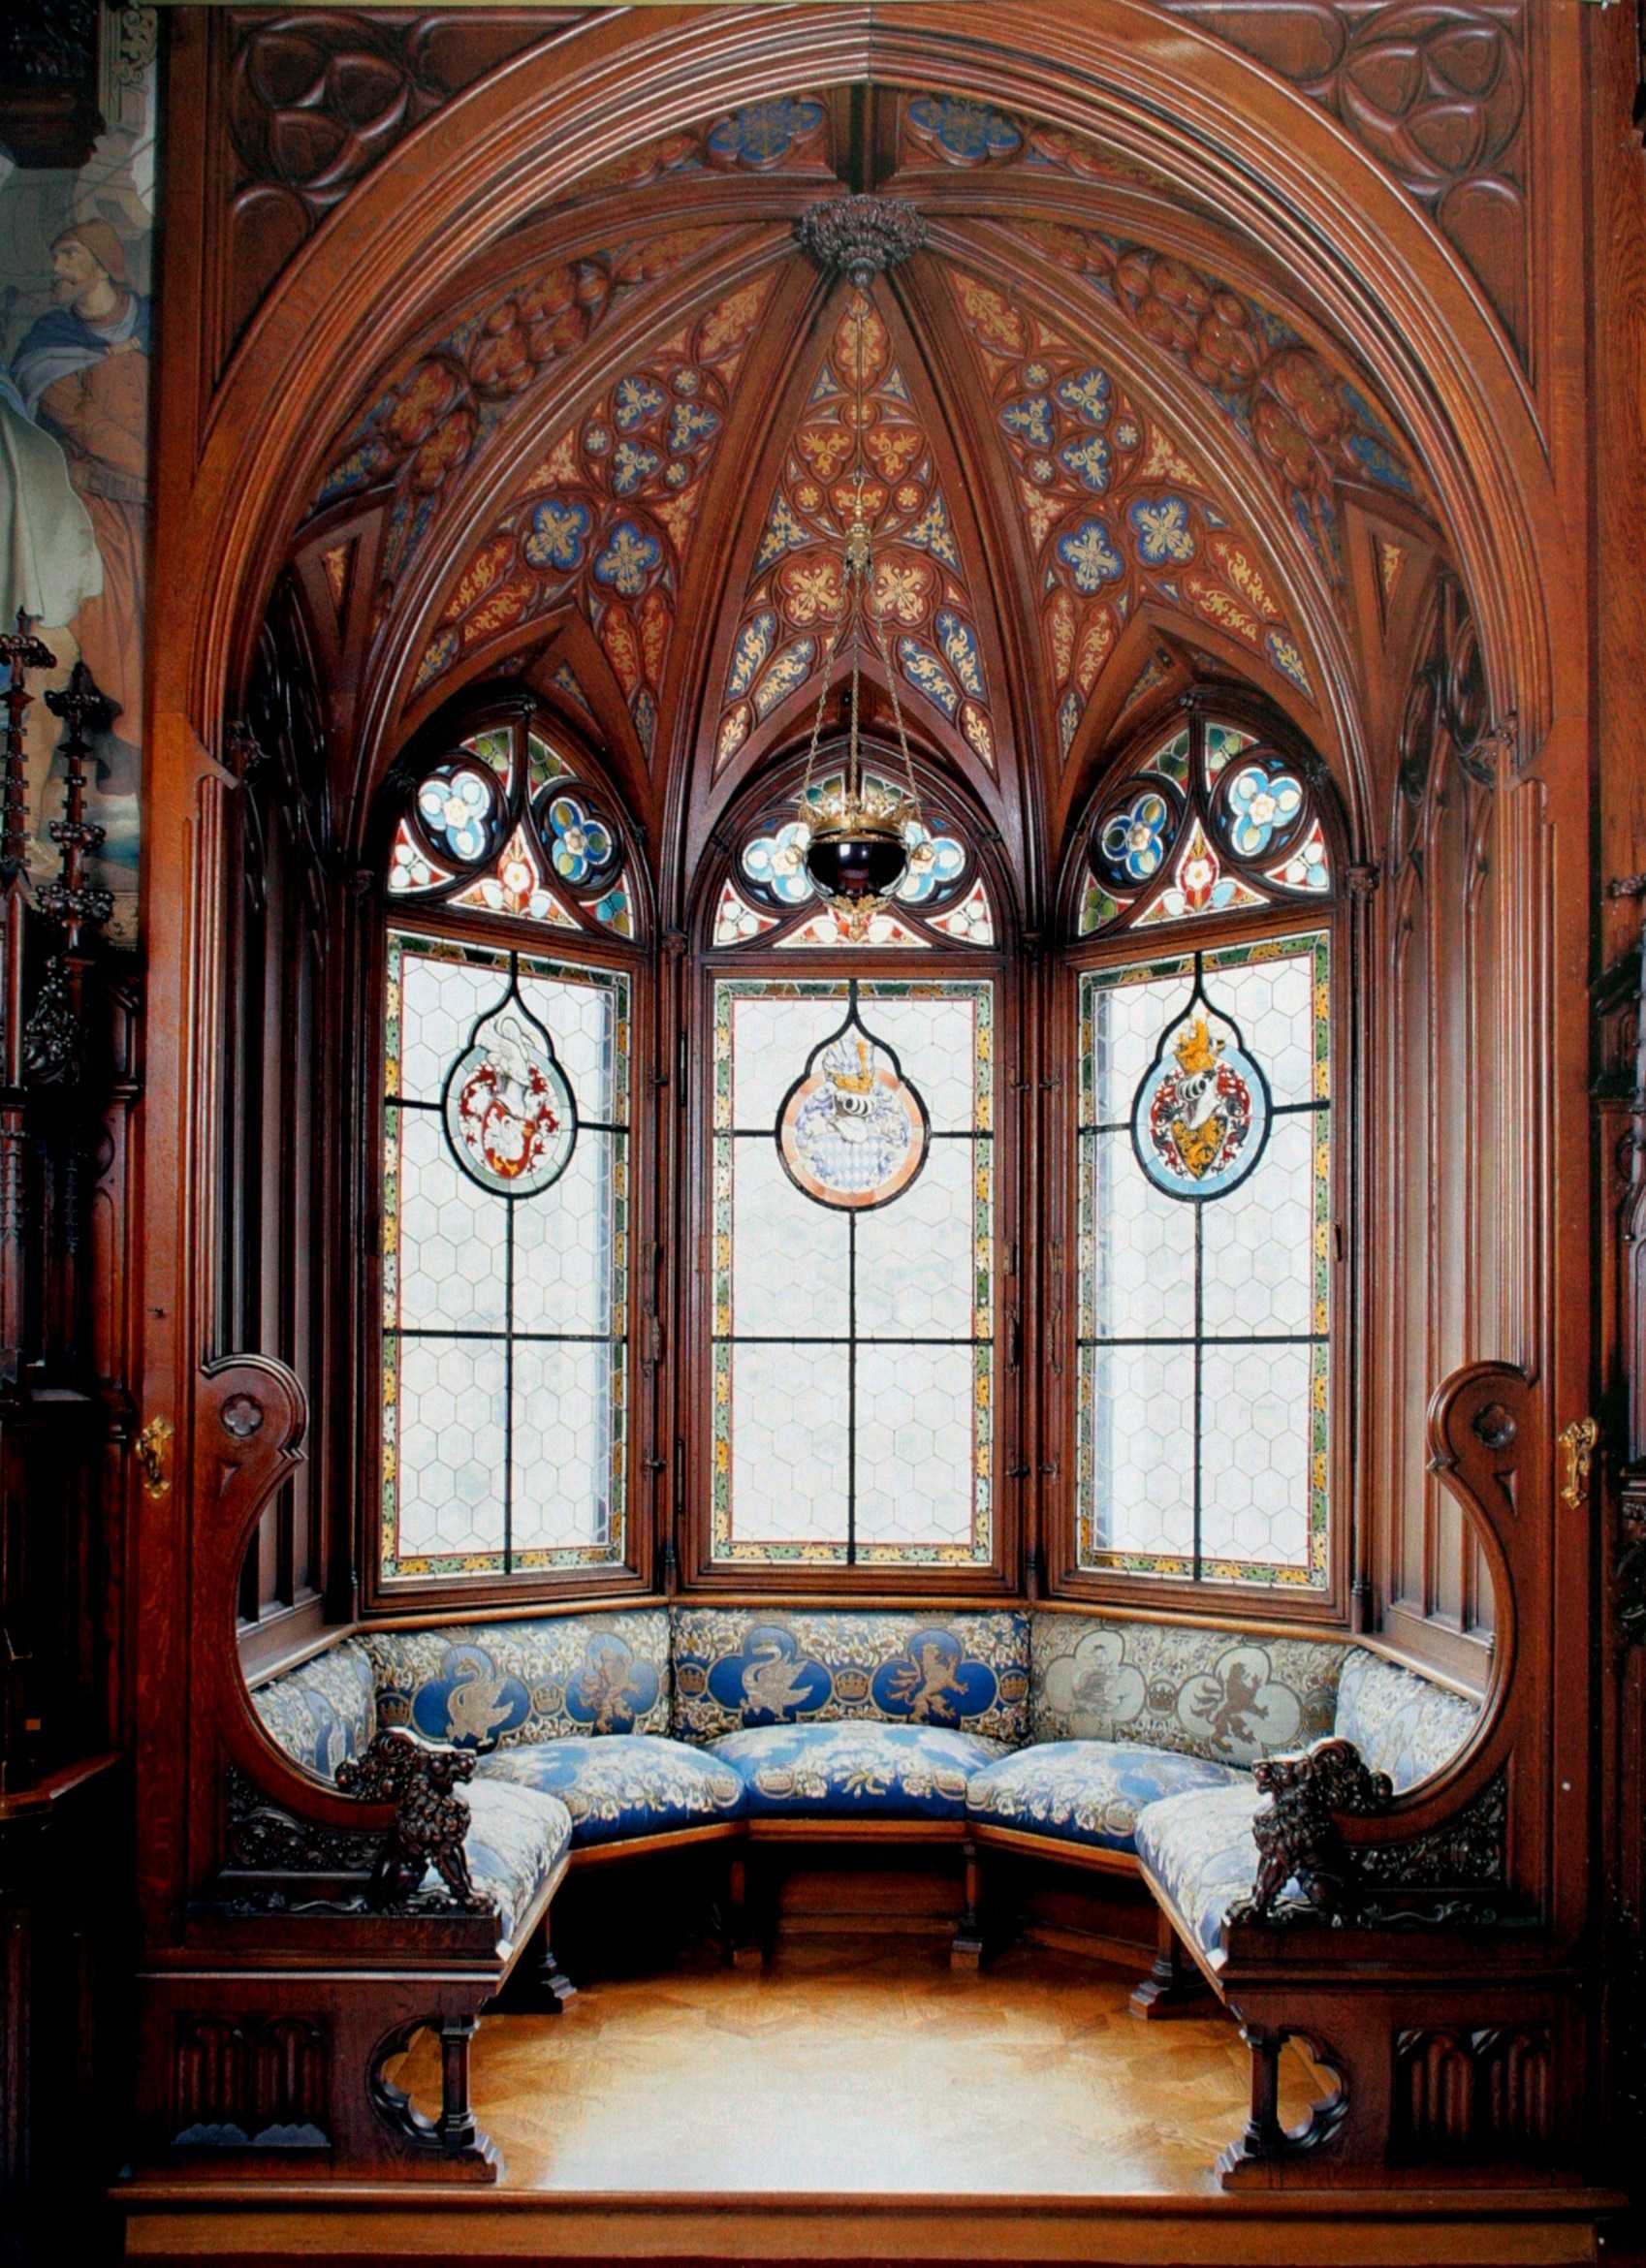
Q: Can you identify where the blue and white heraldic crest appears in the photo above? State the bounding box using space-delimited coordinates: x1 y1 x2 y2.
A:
776 984 930 1212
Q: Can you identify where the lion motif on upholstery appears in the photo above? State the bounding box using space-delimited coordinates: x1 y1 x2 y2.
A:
335 1728 487 1910
1241 1736 1394 1926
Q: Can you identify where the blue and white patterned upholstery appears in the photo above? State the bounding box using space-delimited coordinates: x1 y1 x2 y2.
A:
711 1722 1010 1820
1334 1647 1479 1793
1029 1612 1344 1768
251 1636 378 1780
672 1609 1029 1744
459 1779 573 1953
965 1740 1249 1856
1133 1780 1271 1964
367 1611 672 1752
474 1733 744 1847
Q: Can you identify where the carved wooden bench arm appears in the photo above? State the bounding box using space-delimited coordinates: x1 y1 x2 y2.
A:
334 1729 488 1912
1225 1735 1395 1928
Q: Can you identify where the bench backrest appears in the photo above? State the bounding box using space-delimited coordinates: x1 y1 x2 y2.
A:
251 1609 672 1776
251 1634 378 1779
670 1607 1030 1744
368 1611 673 1751
1333 1646 1480 1793
1029 1610 1345 1770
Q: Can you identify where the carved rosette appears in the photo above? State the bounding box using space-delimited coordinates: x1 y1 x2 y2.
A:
796 194 928 284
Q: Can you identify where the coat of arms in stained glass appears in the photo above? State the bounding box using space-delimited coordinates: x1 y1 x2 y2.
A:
776 988 930 1211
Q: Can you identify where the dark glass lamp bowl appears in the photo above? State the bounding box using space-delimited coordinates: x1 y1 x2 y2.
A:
805 820 908 905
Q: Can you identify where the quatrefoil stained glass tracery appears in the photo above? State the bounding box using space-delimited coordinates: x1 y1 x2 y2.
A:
1079 717 1330 937
387 724 635 939
719 771 992 949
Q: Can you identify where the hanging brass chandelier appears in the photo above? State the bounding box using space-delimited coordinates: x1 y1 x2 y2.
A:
791 196 930 941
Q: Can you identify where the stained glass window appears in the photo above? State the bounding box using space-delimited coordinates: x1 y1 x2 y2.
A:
1077 716 1330 937
388 722 637 939
716 770 995 950
381 930 630 1579
711 976 995 1565
1076 929 1331 1590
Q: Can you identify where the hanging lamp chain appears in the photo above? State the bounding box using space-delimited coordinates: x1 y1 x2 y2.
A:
795 288 921 834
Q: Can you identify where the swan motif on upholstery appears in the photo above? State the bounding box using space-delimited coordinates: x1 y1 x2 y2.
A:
742 1637 822 1719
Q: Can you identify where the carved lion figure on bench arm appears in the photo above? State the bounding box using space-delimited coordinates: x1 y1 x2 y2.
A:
1236 1736 1395 1926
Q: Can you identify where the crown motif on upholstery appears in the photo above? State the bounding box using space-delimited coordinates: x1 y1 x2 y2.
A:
1174 1014 1222 1078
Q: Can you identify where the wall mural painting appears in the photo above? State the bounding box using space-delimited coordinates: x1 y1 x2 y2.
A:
0 8 155 943
716 292 997 778
942 268 1315 760
415 270 777 761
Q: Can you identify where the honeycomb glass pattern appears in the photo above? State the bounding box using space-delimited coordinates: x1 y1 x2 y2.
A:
712 978 995 1566
382 931 631 1579
1077 930 1330 1590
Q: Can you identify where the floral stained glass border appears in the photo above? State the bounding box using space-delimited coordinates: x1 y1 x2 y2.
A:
1075 929 1330 1590
381 929 631 1581
710 976 996 1566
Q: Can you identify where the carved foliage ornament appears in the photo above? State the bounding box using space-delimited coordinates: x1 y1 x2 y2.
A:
797 195 927 284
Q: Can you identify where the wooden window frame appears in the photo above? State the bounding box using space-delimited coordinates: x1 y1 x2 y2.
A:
358 699 658 1619
1042 697 1356 1628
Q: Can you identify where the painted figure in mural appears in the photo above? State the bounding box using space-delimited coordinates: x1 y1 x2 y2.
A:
9 220 149 729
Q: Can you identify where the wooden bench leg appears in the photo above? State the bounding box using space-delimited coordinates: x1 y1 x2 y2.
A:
727 1850 764 1969
1129 1905 1209 2018
529 1906 577 2011
435 2015 480 2155
951 1838 985 1971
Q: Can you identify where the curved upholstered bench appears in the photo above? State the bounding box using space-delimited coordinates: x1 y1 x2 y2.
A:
1132 1646 1482 1980
245 1602 1479 1992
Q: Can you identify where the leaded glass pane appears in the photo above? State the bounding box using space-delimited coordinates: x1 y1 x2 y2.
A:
381 930 630 1580
1077 930 1330 1590
712 977 995 1566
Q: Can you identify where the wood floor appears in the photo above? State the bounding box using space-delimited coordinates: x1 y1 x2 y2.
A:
120 1935 1625 2264
402 1932 1314 2196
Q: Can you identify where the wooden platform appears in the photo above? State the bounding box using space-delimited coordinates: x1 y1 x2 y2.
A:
118 1937 1626 2265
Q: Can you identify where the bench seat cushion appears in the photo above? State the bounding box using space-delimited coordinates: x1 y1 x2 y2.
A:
965 1740 1250 1857
474 1733 744 1847
710 1722 1010 1820
459 1779 574 1954
1133 1780 1273 1967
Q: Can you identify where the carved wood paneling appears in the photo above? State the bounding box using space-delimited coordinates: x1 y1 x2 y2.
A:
172 2012 330 2149
1156 3 1531 358
215 9 567 373
1393 2024 1552 2159
227 581 346 1660
1379 568 1502 1687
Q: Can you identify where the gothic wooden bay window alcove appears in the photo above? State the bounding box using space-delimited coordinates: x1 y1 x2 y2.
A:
102 9 1632 2252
